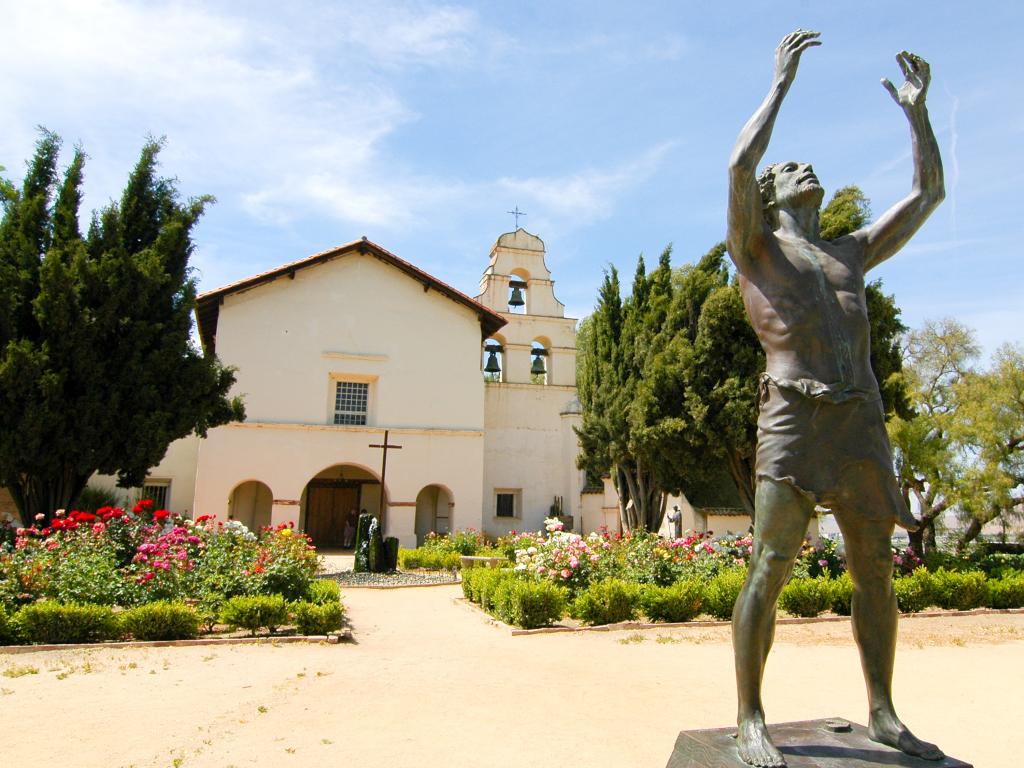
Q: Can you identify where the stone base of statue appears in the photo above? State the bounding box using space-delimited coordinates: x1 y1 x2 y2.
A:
665 718 972 768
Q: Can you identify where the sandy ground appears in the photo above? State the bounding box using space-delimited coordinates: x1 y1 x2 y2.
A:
1 585 1021 768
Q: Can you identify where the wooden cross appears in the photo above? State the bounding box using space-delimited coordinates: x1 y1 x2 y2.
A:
368 429 402 518
507 206 527 228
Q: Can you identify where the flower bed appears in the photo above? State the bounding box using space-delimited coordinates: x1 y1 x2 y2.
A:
0 503 343 646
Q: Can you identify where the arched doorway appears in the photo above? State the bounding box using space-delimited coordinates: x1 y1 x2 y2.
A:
415 484 453 546
301 464 383 549
228 481 273 532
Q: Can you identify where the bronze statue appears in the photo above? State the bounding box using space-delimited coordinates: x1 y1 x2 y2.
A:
726 30 945 767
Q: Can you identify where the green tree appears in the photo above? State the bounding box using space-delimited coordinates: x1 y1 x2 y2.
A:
888 319 979 555
952 342 1024 549
0 131 243 525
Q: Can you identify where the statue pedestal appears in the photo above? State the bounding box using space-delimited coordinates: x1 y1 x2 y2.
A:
665 718 972 767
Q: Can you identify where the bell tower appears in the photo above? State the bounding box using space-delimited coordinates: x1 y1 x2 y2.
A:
476 228 583 536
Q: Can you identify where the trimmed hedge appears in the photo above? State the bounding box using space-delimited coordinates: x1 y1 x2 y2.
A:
779 576 833 618
399 548 462 571
703 568 747 620
307 579 342 605
930 568 990 611
291 600 345 635
0 605 20 645
894 569 935 613
570 578 639 626
639 579 703 623
17 602 121 644
990 574 1024 609
829 572 854 616
220 595 289 635
121 601 200 641
492 579 567 629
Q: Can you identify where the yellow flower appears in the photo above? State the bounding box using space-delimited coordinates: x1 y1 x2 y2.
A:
279 529 293 538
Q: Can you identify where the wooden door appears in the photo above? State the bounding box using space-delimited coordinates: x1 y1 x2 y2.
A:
306 484 359 548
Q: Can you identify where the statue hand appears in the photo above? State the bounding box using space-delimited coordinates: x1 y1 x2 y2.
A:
882 51 931 112
774 29 821 83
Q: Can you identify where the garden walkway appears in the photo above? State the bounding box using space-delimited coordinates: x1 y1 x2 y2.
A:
2 585 1022 767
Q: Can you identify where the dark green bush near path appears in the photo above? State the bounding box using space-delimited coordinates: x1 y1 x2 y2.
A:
570 578 639 626
291 601 345 635
220 595 289 636
930 568 990 611
894 569 935 613
307 579 342 605
703 568 747 620
17 602 121 644
977 553 1024 577
639 579 703 623
989 574 1024 609
492 579 567 629
0 605 20 644
779 576 833 618
121 601 199 641
829 572 854 616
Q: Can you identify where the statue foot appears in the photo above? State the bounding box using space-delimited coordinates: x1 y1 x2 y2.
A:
868 712 944 761
736 717 786 767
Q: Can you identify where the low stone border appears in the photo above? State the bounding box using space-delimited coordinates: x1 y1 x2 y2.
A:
453 598 1024 636
0 628 352 656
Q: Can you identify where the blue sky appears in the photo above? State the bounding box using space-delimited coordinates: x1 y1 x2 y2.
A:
2 1 1021 356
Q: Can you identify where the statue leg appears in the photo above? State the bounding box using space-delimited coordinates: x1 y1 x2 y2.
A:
834 512 945 761
733 478 814 768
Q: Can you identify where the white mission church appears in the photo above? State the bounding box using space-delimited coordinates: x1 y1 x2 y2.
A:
97 229 622 548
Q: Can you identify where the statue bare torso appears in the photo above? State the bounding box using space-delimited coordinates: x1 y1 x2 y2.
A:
737 234 876 393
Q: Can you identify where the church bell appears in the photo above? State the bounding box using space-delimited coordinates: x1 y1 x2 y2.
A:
484 349 501 374
508 284 525 308
531 354 546 376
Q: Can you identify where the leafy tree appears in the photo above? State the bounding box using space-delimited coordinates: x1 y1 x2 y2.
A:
888 319 979 555
0 131 243 525
952 342 1024 549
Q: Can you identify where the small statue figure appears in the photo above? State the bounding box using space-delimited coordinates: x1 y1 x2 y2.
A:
726 30 945 767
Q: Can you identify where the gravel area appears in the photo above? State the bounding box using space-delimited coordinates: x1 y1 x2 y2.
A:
322 569 459 587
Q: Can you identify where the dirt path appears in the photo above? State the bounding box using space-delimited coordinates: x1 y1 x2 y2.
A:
1 585 1021 767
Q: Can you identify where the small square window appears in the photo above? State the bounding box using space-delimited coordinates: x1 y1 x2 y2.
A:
495 490 520 518
142 480 170 509
334 381 369 425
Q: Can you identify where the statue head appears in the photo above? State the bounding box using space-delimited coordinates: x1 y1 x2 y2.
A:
758 161 824 228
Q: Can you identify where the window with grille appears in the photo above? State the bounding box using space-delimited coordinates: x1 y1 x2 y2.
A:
142 481 170 509
334 381 369 425
496 491 518 518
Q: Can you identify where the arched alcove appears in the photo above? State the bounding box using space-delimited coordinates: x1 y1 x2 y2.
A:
531 338 550 385
300 463 383 549
508 268 530 314
414 484 454 545
228 480 273 532
483 333 505 382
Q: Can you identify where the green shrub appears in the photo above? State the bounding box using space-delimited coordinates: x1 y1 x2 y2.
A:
492 579 567 629
778 576 833 618
829 572 854 616
703 568 748 620
220 595 289 635
989 574 1024 609
17 602 122 644
477 570 515 613
307 579 341 605
121 601 200 641
291 601 345 635
0 605 20 645
977 552 1024 577
894 569 935 613
639 579 703 623
399 548 461 571
930 568 990 611
48 549 135 606
570 578 639 626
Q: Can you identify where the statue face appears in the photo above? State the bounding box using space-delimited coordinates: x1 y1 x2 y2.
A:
773 161 824 210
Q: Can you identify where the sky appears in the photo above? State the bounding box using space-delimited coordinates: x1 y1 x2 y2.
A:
2 1 1022 357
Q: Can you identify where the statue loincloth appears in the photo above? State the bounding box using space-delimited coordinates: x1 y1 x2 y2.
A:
755 374 917 530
